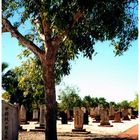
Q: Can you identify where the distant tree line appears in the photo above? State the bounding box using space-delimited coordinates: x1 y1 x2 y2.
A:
2 62 138 113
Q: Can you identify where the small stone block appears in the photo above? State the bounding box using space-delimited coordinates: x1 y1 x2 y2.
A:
72 129 86 132
98 124 113 127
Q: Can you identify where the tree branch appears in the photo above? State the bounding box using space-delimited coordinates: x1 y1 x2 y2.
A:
2 17 45 60
52 10 85 48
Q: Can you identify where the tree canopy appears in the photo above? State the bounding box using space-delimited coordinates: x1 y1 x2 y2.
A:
58 85 82 110
2 0 138 60
129 93 138 110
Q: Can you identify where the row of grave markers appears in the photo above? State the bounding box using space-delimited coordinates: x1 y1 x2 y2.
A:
2 101 138 140
19 104 137 125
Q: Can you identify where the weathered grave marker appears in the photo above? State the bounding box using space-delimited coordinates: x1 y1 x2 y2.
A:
19 105 27 124
99 109 113 127
122 109 130 120
109 106 115 120
112 111 123 123
2 100 19 140
72 107 87 132
39 104 46 127
32 109 39 121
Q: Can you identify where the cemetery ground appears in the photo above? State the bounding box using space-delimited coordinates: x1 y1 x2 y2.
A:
19 117 138 140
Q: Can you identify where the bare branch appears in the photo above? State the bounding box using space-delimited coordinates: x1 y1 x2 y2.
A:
2 17 45 60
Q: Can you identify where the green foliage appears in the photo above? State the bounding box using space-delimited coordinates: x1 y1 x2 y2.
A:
119 100 130 109
97 97 109 108
2 0 138 61
82 95 93 108
2 69 25 105
14 57 45 106
2 91 11 101
129 93 138 110
58 85 82 111
2 62 9 72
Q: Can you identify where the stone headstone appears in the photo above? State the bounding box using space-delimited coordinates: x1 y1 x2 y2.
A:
83 111 89 125
128 108 136 119
122 109 130 120
32 109 39 121
72 107 86 132
60 111 67 124
99 109 113 127
93 107 101 122
112 111 123 123
109 106 115 120
2 100 19 140
19 105 26 124
39 104 46 127
89 108 95 118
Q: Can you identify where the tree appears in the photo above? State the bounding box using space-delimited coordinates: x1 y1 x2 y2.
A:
92 97 99 107
58 85 81 111
119 100 130 109
82 95 93 108
2 62 9 72
14 57 45 108
2 1 138 139
129 93 138 110
98 97 109 108
2 69 25 105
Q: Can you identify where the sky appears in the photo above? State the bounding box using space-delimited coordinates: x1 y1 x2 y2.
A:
2 31 139 103
56 41 139 103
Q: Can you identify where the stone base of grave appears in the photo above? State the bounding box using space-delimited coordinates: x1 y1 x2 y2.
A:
131 115 136 119
92 120 100 123
20 121 27 124
122 116 130 120
109 116 115 120
72 129 90 134
92 116 100 123
30 128 45 132
35 124 45 130
32 118 38 121
112 121 123 123
98 122 113 127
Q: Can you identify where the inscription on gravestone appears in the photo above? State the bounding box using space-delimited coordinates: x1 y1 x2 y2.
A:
74 107 83 130
2 100 18 140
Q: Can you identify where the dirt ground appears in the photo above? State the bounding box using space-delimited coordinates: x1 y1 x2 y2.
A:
19 124 138 140
19 118 138 140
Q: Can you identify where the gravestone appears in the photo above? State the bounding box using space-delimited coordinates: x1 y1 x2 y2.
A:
132 109 138 118
89 108 95 118
128 108 136 119
60 111 68 124
66 109 73 121
99 109 113 127
109 106 115 120
39 104 46 127
112 111 123 123
32 109 39 121
72 107 86 132
2 100 19 140
81 107 88 124
19 105 27 124
93 107 101 122
122 109 130 120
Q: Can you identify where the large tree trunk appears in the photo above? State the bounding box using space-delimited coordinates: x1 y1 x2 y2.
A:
42 59 57 140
